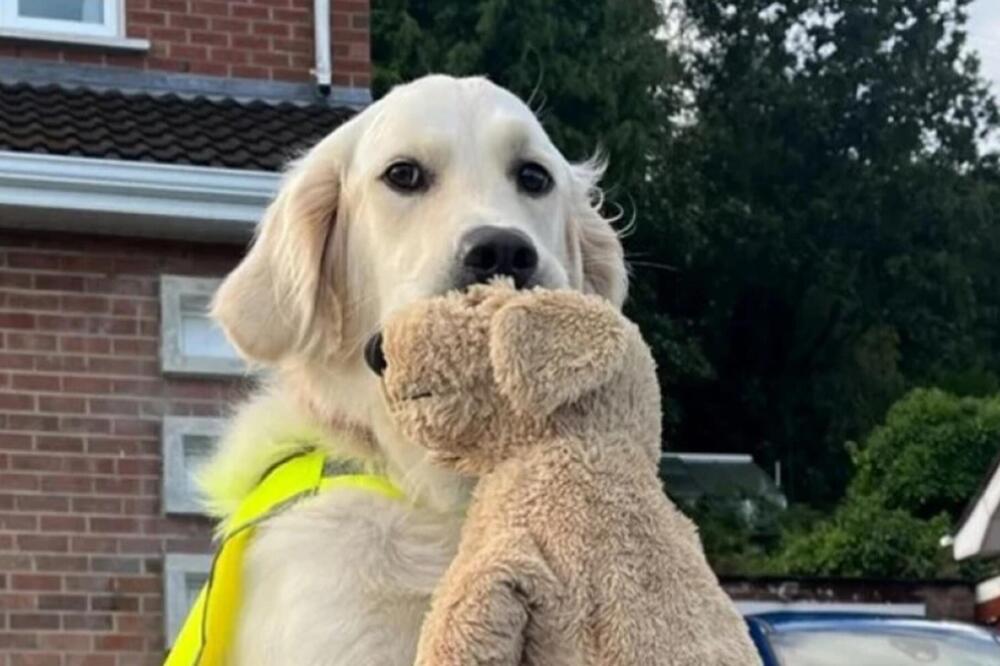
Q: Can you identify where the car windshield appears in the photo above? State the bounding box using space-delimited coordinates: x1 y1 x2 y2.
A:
771 627 1000 666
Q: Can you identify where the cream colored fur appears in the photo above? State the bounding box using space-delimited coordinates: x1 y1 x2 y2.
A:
200 75 628 665
380 283 761 666
195 389 328 530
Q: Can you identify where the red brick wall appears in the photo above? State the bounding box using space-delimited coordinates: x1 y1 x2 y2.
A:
0 0 371 88
0 231 247 665
330 0 370 88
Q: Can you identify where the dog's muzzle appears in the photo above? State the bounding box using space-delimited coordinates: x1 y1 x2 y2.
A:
367 227 540 376
457 226 538 290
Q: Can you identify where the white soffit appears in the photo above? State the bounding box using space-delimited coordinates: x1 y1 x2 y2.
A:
0 151 278 243
953 462 1000 560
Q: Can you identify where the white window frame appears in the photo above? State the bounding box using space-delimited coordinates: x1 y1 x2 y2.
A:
164 553 212 647
161 416 224 516
0 1 148 50
160 275 246 378
1 0 120 38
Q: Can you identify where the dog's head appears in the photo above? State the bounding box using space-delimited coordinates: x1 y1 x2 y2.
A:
211 75 627 368
375 282 660 474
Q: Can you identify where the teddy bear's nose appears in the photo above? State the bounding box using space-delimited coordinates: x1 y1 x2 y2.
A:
364 333 387 376
459 226 538 289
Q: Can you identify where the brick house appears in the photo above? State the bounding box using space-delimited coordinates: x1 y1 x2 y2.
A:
0 2 367 663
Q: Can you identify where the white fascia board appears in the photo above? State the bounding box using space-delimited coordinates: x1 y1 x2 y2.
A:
0 151 278 243
953 503 990 560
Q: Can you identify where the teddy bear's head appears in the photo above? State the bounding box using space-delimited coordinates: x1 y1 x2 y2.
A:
369 281 661 475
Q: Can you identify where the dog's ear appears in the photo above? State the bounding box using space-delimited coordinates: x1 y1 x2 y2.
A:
567 157 628 308
489 290 629 417
211 116 365 363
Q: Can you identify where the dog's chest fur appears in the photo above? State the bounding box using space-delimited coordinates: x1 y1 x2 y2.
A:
197 392 463 666
232 490 461 666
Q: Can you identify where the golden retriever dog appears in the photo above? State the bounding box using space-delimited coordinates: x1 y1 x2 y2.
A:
204 74 627 665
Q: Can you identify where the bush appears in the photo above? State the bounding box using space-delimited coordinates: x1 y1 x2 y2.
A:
775 388 1000 578
779 502 954 578
851 388 1000 520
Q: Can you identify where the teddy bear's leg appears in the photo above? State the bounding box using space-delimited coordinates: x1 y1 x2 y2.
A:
414 531 556 666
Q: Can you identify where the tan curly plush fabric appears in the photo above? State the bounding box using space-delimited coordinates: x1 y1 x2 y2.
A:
380 282 760 666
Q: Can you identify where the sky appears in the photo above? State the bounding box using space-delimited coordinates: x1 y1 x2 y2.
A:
969 0 1000 100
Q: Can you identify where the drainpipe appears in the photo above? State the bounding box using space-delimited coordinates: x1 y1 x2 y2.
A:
313 0 333 96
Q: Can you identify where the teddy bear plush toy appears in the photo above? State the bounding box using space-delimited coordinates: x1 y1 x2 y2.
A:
372 282 761 665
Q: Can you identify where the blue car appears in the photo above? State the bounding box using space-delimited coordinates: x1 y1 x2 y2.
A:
745 611 1000 665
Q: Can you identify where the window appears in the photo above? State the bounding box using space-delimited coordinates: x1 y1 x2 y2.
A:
0 1 148 50
160 276 246 377
163 553 212 647
1 0 120 38
161 416 224 516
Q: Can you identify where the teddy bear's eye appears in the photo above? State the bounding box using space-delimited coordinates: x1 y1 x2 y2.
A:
364 333 387 375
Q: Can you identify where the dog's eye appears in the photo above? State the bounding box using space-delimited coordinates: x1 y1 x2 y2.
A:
516 162 553 196
383 160 428 193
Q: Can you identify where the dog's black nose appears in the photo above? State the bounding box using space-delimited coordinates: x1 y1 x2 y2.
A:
364 333 387 376
459 226 538 289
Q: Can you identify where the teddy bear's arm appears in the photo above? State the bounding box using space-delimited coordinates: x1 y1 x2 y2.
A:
414 531 556 666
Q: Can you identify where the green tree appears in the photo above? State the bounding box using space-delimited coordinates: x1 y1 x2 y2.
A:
653 0 1000 504
373 0 670 169
780 388 1000 578
371 0 1000 516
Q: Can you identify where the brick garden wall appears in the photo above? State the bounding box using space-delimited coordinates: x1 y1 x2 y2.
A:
723 576 977 622
0 0 371 88
0 231 247 665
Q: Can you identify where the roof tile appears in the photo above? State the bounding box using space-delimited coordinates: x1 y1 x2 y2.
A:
0 81 356 171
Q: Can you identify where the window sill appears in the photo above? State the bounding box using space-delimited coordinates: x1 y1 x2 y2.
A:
0 27 149 51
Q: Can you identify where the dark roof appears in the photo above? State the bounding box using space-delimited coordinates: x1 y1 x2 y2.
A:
0 81 356 171
658 454 786 507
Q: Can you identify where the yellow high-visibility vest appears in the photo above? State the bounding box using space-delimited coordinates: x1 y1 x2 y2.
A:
164 449 405 666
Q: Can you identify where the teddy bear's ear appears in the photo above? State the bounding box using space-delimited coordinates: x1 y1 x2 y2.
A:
489 290 629 416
